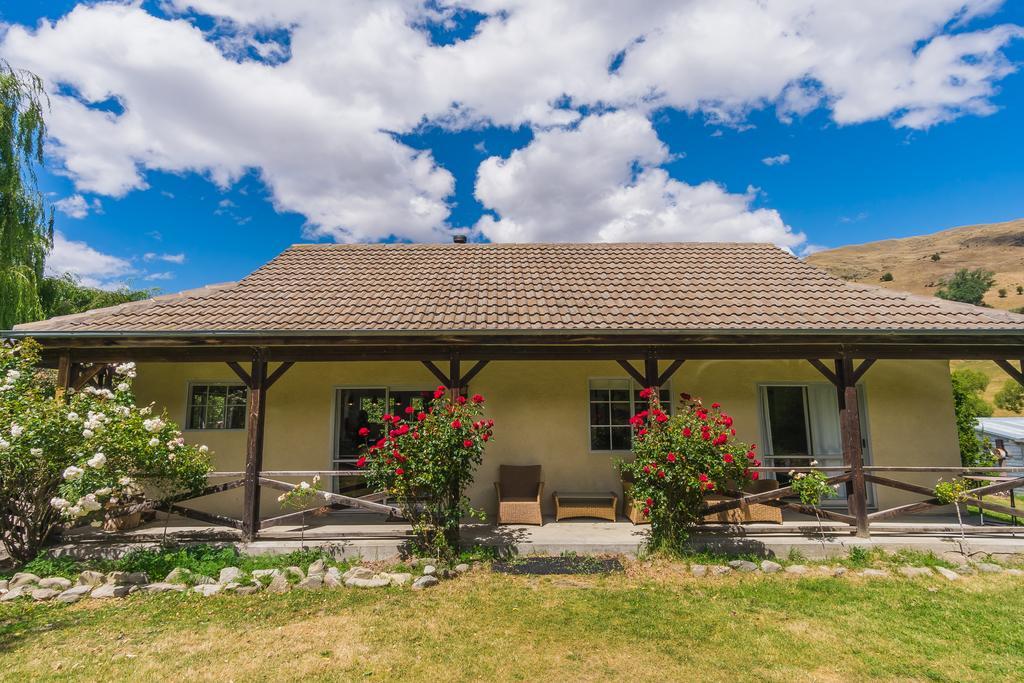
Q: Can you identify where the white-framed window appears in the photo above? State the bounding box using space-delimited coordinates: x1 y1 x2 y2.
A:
186 382 248 430
588 379 671 452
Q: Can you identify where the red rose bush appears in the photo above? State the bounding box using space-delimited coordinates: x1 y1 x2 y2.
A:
358 386 493 559
618 390 758 553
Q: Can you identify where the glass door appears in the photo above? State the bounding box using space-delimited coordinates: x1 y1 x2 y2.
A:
759 383 859 505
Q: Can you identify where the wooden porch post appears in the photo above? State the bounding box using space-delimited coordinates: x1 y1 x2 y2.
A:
643 353 659 390
55 351 73 401
241 351 268 542
835 358 870 538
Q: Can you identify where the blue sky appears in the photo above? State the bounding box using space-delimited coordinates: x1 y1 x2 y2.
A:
1 1 1023 292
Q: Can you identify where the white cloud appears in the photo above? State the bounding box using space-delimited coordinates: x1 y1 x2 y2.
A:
0 1 1020 246
144 271 175 281
762 154 791 167
143 252 186 264
53 193 102 218
46 232 135 289
475 111 803 246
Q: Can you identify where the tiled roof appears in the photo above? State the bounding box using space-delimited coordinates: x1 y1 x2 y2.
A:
14 242 1024 334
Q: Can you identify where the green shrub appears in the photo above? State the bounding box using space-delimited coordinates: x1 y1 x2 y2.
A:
936 268 995 305
998 288 1008 298
880 271 894 282
931 253 941 262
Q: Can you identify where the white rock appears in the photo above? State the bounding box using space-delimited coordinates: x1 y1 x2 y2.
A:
760 560 783 574
143 582 188 593
976 562 1003 573
422 565 437 576
832 567 848 577
343 566 375 581
412 575 439 590
1 586 26 602
107 571 148 586
78 570 106 586
345 576 390 588
898 566 933 578
690 564 707 577
0 579 7 592
218 567 243 584
1005 568 1024 577
283 566 305 581
784 565 808 575
383 572 412 586
38 577 73 591
729 560 758 573
710 566 732 575
324 573 343 589
454 563 470 574
267 574 291 594
860 569 889 578
935 567 960 581
191 575 216 586
57 585 93 603
91 583 132 598
297 575 323 591
235 585 260 596
307 559 326 576
31 588 60 602
223 582 242 592
10 572 40 589
165 568 192 583
193 584 223 597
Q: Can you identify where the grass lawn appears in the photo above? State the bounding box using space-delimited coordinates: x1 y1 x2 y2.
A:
967 494 1023 526
2 562 1023 682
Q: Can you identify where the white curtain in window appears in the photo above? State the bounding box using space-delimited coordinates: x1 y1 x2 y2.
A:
806 384 841 456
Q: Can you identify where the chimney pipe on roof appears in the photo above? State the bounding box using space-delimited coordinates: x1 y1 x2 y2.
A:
452 234 467 244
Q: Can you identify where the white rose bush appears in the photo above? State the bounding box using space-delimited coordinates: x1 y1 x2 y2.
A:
0 339 212 562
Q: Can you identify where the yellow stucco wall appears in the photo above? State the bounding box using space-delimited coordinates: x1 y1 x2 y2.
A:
134 358 961 519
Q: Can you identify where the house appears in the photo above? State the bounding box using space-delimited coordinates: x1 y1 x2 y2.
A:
976 417 1024 468
11 241 1024 540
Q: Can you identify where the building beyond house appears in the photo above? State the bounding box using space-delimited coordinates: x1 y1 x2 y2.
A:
976 417 1024 468
12 241 1024 539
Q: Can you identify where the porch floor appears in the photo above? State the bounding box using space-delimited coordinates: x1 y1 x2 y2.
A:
51 509 1024 562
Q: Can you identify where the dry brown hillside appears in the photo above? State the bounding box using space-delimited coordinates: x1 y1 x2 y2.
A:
807 218 1024 414
806 217 1024 310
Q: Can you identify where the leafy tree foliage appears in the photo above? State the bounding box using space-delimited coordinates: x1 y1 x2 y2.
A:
38 273 151 319
936 268 995 306
994 379 1024 414
950 368 994 468
0 61 52 330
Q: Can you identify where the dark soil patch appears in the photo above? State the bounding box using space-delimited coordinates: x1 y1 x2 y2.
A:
492 556 623 575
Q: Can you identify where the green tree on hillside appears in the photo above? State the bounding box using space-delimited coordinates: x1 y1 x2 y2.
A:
950 368 994 467
0 61 52 329
994 379 1024 414
936 268 996 306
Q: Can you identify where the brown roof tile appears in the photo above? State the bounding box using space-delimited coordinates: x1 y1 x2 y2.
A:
14 242 1024 334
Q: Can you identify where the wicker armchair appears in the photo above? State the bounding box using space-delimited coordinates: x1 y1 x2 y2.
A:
737 479 784 524
495 465 544 525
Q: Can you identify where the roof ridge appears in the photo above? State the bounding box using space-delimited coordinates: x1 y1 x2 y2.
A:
841 280 1024 321
285 241 781 249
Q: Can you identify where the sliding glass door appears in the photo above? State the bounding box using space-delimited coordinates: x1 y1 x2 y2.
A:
759 383 871 505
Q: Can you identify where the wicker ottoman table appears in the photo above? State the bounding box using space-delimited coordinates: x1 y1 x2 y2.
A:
553 491 618 522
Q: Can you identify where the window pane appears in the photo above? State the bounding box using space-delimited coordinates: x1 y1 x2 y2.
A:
226 385 248 406
189 405 204 430
189 385 207 406
611 427 632 451
337 388 386 457
766 386 809 455
609 388 630 402
226 405 246 430
589 389 609 402
206 394 226 429
590 402 609 426
590 427 611 451
610 402 632 425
